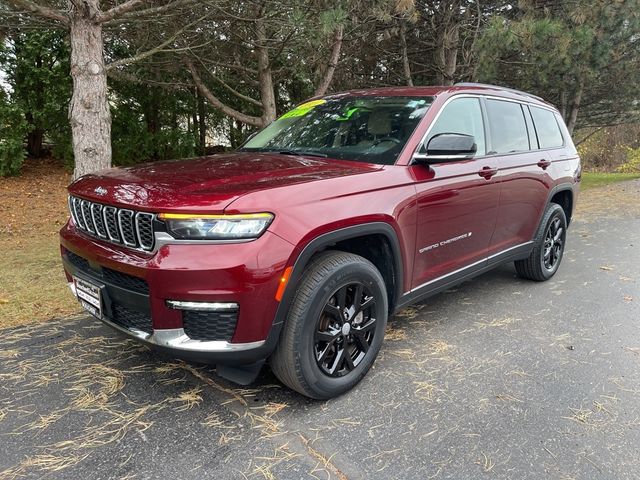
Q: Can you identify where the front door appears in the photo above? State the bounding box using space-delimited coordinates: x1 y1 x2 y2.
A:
410 96 501 290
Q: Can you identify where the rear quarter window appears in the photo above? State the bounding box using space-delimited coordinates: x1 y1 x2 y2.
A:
530 106 564 149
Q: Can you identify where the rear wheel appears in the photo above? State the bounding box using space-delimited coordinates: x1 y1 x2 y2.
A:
515 203 567 281
270 251 388 399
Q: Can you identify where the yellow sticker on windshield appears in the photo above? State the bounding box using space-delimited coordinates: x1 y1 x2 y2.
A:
280 99 326 119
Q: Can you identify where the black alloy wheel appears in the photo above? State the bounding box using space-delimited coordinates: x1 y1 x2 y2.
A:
270 251 388 399
314 282 377 377
542 216 565 271
515 202 568 282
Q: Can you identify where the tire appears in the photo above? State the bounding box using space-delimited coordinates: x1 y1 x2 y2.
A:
270 251 388 399
515 202 567 282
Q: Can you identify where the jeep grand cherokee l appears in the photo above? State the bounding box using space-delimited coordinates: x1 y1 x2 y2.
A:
60 83 580 399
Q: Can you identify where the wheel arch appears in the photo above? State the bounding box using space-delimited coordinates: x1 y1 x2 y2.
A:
273 222 405 327
549 186 574 226
535 183 574 235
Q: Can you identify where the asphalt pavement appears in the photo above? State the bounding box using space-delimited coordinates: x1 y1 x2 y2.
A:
1 181 639 480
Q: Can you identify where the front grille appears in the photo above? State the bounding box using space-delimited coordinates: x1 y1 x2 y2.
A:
65 249 149 295
68 195 155 252
66 250 91 271
112 304 152 334
183 310 238 341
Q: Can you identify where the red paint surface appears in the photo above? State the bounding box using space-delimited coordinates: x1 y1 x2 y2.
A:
61 85 580 344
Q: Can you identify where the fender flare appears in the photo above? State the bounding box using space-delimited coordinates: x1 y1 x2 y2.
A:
535 182 575 233
263 222 405 354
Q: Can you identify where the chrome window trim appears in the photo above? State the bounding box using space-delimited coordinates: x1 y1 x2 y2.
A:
413 93 563 162
413 94 487 161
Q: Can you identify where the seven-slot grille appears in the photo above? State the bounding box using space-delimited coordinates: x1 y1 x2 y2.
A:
68 196 155 251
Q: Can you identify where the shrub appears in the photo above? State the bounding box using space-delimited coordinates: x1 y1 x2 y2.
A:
617 147 640 174
0 95 28 177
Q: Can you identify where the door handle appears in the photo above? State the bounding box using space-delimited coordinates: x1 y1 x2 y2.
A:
537 159 551 170
478 166 498 179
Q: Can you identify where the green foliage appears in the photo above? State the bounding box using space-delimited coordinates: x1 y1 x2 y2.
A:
0 92 29 176
110 81 201 166
617 148 640 174
0 30 72 157
581 172 640 189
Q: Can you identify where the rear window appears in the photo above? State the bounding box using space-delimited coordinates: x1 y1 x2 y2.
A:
530 107 564 149
486 99 529 154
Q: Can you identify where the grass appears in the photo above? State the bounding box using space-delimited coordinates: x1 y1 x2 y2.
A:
0 158 80 329
581 172 640 189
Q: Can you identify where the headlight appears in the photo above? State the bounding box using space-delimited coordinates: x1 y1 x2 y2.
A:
158 212 273 240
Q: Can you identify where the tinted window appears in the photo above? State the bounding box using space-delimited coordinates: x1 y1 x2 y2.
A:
426 97 485 155
486 99 529 154
242 96 433 165
530 106 564 148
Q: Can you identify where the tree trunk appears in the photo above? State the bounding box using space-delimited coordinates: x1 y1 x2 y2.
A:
314 24 344 96
197 91 206 154
399 21 414 87
255 14 277 126
69 5 111 179
26 126 44 158
434 25 459 86
566 80 584 135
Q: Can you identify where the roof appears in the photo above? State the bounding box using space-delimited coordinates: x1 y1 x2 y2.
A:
322 83 555 109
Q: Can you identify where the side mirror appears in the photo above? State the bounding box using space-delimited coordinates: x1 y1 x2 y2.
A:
414 133 477 164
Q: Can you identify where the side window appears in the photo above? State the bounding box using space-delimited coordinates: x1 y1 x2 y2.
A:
530 106 564 149
426 97 486 156
486 99 529 154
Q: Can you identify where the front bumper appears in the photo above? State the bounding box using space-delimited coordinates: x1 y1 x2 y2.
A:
60 221 294 364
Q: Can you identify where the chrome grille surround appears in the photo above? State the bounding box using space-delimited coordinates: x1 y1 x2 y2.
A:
68 196 155 252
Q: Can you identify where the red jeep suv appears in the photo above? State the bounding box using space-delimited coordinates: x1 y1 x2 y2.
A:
61 83 580 399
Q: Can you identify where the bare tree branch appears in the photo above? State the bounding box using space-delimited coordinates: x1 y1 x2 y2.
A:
4 0 69 25
103 0 200 25
96 0 146 23
198 61 262 107
185 57 263 128
106 13 211 71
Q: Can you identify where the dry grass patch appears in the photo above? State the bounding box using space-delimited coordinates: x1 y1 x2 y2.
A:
0 158 79 328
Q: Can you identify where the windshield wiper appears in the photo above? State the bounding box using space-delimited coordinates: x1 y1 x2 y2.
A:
277 149 327 158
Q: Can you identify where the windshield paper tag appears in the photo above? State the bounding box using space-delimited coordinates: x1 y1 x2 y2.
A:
280 99 326 119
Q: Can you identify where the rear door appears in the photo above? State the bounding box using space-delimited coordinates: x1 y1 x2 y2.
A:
484 98 553 255
410 96 501 290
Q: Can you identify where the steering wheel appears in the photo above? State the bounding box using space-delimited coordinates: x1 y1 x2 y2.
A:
372 136 401 146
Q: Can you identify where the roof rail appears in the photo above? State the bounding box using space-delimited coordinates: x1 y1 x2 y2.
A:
453 82 545 102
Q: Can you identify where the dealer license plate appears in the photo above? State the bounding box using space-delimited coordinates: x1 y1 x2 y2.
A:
73 276 103 319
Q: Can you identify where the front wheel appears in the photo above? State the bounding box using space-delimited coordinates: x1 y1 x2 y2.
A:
270 251 388 399
515 203 567 282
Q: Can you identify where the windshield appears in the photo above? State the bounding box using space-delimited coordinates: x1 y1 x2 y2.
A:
240 96 433 165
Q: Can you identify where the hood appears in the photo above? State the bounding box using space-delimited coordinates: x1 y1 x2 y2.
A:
68 152 382 212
